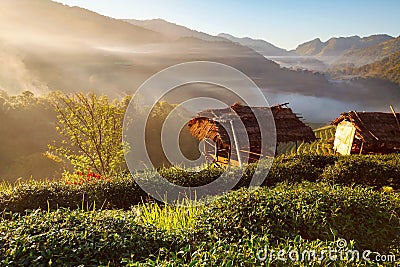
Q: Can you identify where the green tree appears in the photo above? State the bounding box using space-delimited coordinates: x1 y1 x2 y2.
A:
49 92 129 176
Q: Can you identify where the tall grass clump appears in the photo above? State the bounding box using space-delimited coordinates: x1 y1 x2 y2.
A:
137 199 204 232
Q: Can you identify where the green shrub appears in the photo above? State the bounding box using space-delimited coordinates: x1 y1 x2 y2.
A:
127 236 394 267
321 155 400 189
2 154 400 214
195 182 400 253
158 164 224 187
264 154 336 185
1 182 399 266
160 154 337 190
0 209 181 267
0 177 149 213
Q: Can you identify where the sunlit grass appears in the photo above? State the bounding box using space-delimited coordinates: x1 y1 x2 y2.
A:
0 180 13 194
0 177 57 195
137 199 204 232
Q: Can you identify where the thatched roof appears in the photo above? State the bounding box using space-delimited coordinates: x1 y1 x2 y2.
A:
188 103 316 148
331 111 400 151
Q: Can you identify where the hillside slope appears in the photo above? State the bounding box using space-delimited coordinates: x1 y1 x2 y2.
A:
0 0 164 46
0 0 339 99
218 33 294 57
0 0 398 120
333 36 400 67
125 19 223 42
329 51 400 86
295 35 394 58
295 38 325 56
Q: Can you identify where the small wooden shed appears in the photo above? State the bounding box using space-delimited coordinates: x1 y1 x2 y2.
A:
188 103 316 165
331 111 400 155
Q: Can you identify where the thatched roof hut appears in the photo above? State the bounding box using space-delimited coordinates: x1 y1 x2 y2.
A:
331 111 400 155
188 103 316 165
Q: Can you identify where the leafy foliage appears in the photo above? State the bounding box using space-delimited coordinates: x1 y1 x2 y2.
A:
1 182 399 266
1 154 400 213
321 154 400 189
0 90 62 181
0 91 201 182
0 209 180 266
0 174 148 213
265 154 336 185
195 182 400 253
49 92 129 176
138 200 203 232
127 236 394 267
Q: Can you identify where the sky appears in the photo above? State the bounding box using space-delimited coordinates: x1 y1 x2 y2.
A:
55 0 400 50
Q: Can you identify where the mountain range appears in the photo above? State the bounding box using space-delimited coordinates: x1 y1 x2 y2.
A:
295 35 394 58
0 0 337 100
210 32 399 76
0 0 399 122
333 36 400 67
217 33 294 57
223 31 399 84
125 18 224 42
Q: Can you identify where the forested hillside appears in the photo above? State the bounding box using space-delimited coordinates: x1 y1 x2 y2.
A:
333 36 400 67
329 51 400 86
0 91 62 181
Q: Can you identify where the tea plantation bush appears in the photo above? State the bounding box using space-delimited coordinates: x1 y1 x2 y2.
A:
0 178 149 213
0 209 181 266
321 155 400 189
158 165 224 187
1 182 399 266
126 237 392 267
264 154 336 185
195 182 400 253
1 154 399 213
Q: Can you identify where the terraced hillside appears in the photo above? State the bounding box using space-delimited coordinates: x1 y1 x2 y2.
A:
278 125 336 155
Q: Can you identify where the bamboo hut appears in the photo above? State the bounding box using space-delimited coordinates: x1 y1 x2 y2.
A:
188 103 316 166
331 110 400 155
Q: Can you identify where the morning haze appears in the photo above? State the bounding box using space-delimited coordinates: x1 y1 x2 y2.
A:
1 0 399 120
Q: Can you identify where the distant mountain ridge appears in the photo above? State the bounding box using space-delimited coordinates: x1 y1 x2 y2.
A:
217 33 294 57
295 38 325 56
123 19 397 69
0 0 165 46
295 35 394 58
0 0 398 124
216 33 397 72
0 0 339 99
333 36 400 67
124 19 225 42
